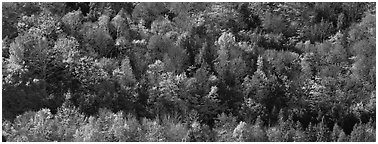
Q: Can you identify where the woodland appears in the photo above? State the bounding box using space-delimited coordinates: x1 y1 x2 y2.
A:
1 2 376 142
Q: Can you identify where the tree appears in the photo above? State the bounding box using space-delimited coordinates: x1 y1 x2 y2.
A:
3 11 65 119
61 10 83 38
2 3 376 142
2 2 41 39
80 15 116 58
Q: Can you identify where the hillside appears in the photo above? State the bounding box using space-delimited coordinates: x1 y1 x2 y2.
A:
2 2 376 142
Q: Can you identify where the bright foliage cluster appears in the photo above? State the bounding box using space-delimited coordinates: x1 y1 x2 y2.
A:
2 2 376 142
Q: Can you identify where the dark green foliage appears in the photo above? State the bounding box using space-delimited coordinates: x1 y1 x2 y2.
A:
262 12 287 34
2 104 375 142
315 117 330 142
266 110 296 142
80 17 116 58
213 113 238 142
4 109 54 142
233 117 269 142
2 2 375 142
2 2 41 39
331 123 343 142
132 3 169 29
350 120 376 142
51 99 86 141
61 10 83 37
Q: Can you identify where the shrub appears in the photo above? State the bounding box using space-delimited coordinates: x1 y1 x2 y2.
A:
108 112 143 142
5 109 54 142
293 129 307 142
267 110 295 142
266 126 282 142
350 121 375 142
140 118 165 142
73 116 101 142
52 101 86 141
330 123 342 142
304 122 317 142
292 121 306 142
186 120 215 142
232 121 247 141
315 117 330 142
337 131 349 142
233 117 268 142
160 115 189 142
73 108 118 142
164 122 188 141
213 113 238 142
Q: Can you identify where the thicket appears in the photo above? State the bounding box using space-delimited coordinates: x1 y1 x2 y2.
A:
2 2 376 142
2 101 375 142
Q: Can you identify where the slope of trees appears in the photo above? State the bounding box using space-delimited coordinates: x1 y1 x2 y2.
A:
2 2 376 142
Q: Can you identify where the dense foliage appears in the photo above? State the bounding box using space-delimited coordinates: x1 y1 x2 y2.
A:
2 2 376 142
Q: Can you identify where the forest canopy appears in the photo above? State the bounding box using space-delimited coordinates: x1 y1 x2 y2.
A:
1 2 376 142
